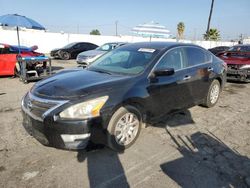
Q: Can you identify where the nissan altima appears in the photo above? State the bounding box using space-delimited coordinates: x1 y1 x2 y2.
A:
22 42 226 151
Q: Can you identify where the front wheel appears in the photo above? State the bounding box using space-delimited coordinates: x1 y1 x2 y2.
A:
203 79 221 108
14 62 21 77
107 106 142 151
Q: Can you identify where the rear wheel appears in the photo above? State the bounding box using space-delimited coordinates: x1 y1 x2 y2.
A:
60 51 71 60
203 79 221 108
107 106 142 151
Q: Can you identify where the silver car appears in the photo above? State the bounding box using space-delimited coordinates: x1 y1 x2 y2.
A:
76 42 127 66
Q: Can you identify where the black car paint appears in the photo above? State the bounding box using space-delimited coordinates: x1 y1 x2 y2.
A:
50 42 98 59
22 42 226 149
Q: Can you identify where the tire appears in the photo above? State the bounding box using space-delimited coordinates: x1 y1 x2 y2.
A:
14 62 21 77
107 105 142 151
60 51 71 60
203 79 221 108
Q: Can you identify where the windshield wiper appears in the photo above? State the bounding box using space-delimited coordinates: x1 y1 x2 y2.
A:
90 68 112 75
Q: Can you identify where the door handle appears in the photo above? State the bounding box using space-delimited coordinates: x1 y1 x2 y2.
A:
208 67 214 71
183 75 191 81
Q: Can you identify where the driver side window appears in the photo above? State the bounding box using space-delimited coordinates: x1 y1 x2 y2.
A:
156 48 185 71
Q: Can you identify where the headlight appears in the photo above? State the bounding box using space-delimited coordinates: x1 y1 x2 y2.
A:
59 96 108 119
239 65 250 70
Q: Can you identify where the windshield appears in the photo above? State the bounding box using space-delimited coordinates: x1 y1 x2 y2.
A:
228 46 250 52
63 42 77 48
96 43 120 51
88 48 159 75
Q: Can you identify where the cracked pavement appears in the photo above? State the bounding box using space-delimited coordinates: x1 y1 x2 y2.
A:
0 60 249 188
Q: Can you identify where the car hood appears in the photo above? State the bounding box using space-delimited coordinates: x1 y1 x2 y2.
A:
32 69 132 99
220 55 250 65
78 50 105 57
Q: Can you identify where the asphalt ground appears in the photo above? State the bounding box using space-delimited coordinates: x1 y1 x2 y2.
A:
0 59 249 188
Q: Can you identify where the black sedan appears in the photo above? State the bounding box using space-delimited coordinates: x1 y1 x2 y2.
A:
50 42 98 60
22 42 226 151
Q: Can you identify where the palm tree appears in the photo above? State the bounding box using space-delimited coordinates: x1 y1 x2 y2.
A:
203 28 220 41
205 0 215 40
177 22 185 40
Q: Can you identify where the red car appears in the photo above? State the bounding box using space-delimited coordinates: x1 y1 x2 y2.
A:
0 43 44 76
218 44 250 82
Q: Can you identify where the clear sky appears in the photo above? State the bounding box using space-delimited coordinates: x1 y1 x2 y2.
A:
1 0 249 40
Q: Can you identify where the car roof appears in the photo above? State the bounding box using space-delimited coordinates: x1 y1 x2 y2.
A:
118 42 200 51
0 43 10 48
103 42 127 45
0 43 32 51
233 44 250 47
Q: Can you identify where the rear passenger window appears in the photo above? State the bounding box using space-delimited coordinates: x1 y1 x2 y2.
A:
185 47 212 67
155 48 185 71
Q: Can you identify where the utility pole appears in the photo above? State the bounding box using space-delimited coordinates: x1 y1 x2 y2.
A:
115 20 118 36
206 0 215 40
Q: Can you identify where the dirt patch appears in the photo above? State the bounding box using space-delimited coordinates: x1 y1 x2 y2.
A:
0 166 6 172
223 87 238 95
0 107 15 113
230 84 246 89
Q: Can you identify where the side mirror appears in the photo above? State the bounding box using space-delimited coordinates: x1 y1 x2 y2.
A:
153 68 175 77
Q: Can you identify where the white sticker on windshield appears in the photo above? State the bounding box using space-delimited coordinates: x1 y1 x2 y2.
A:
138 48 155 53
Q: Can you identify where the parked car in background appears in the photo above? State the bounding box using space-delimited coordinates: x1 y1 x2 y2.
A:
50 42 98 60
218 44 250 82
0 43 44 76
22 42 226 151
76 42 127 66
208 46 230 56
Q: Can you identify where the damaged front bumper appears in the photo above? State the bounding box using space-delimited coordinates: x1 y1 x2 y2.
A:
21 93 92 150
226 67 250 82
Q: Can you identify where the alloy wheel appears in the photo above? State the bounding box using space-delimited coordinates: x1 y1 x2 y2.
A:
114 112 140 146
210 84 220 104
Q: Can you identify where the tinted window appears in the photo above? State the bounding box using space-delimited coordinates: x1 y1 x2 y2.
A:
90 44 98 49
185 47 211 67
63 43 77 48
155 48 185 70
0 47 12 54
74 43 81 49
228 46 250 52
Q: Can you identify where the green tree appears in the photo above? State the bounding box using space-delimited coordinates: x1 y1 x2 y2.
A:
203 28 220 41
177 22 185 40
90 29 101 35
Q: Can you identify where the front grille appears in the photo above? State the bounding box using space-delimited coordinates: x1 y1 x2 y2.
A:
227 64 242 70
22 93 66 121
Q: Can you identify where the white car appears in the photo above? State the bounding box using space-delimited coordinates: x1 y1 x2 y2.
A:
76 42 127 66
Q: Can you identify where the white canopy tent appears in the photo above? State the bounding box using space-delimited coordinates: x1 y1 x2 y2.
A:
132 21 171 38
